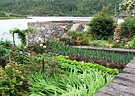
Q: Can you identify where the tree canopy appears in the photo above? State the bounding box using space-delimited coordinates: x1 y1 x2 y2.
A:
0 0 123 16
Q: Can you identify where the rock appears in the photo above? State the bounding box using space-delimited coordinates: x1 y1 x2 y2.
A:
61 33 68 39
69 24 83 31
83 25 90 32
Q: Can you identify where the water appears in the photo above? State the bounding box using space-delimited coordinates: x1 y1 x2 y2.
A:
0 17 123 45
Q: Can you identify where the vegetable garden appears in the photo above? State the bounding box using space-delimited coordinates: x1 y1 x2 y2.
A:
1 1 135 95
0 39 134 96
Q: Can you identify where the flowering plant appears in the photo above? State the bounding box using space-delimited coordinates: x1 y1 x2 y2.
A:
0 63 28 96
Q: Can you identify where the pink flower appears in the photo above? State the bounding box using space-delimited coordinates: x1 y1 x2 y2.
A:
19 51 23 54
11 45 16 50
11 57 14 60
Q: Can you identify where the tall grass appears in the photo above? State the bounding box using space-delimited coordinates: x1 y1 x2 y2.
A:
28 69 114 96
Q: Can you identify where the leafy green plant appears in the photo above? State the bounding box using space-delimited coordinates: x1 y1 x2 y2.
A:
10 27 33 46
11 50 28 64
16 44 26 51
67 30 85 41
56 56 119 75
88 5 115 40
120 16 135 38
33 46 46 54
125 36 135 48
28 69 115 96
0 39 12 68
28 71 66 96
89 40 110 47
0 39 12 49
0 63 29 96
46 40 134 66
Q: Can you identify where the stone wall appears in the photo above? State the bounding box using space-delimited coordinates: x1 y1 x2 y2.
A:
27 21 69 45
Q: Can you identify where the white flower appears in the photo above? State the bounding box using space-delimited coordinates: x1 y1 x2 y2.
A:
116 40 120 43
24 46 27 49
43 46 46 48
38 37 41 40
28 53 31 55
40 44 43 46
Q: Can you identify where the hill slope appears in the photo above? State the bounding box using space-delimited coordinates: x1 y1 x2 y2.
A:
0 0 123 16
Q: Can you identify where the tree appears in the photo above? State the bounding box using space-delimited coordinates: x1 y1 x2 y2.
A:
120 16 135 38
88 5 115 40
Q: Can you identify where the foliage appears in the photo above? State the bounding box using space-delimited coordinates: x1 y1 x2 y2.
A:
32 45 46 54
16 44 26 51
56 56 119 75
0 11 25 18
0 0 122 16
0 63 28 96
0 39 12 68
0 46 8 68
46 40 134 65
67 30 84 40
21 53 59 76
81 36 91 45
119 0 135 12
111 41 126 48
9 43 41 65
0 39 12 49
28 69 114 96
67 31 91 45
88 6 115 40
125 36 135 48
89 40 110 47
120 16 135 38
10 27 33 46
11 49 28 64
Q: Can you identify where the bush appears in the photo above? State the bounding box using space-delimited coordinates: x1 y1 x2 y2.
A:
0 39 12 68
125 36 135 48
67 30 92 45
89 40 109 47
120 16 135 38
0 63 29 96
88 6 115 40
67 30 85 40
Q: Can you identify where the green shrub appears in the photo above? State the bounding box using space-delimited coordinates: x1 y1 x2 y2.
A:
56 55 119 75
46 40 134 65
120 16 135 38
125 36 135 48
16 44 26 51
0 39 12 68
67 30 85 40
0 39 12 49
0 64 28 96
67 31 92 45
88 6 115 40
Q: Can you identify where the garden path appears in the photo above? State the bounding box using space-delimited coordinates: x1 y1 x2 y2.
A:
74 46 135 53
95 57 135 96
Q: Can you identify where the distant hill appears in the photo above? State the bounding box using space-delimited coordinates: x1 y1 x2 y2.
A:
0 0 123 16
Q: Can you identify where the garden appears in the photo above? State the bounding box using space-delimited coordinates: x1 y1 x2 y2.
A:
1 1 135 96
0 37 134 96
64 4 135 49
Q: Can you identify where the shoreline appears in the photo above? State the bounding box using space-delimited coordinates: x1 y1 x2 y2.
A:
0 16 28 20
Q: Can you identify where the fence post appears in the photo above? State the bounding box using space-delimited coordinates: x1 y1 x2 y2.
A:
42 58 45 73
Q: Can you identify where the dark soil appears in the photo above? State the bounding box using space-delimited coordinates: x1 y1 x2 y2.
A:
68 55 126 69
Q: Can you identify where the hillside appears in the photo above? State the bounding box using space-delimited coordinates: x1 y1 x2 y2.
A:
0 0 123 17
